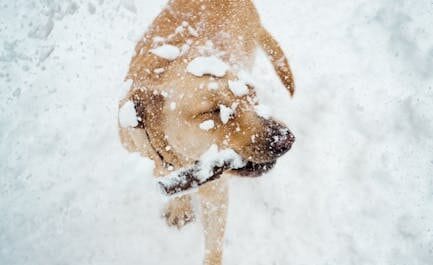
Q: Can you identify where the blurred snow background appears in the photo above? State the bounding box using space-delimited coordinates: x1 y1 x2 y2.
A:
1 0 433 264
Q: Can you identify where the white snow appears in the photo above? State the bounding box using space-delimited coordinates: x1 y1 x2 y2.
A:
158 145 246 191
228 79 249 96
187 56 229 77
199 119 215 131
149 44 180 60
118 101 138 128
2 1 433 265
196 144 246 181
219 104 235 124
153 67 165 74
255 104 272 119
174 26 185 34
170 102 177 110
238 70 255 86
160 91 169 98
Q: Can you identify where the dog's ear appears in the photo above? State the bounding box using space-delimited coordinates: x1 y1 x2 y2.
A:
119 89 184 174
118 89 165 166
257 27 295 96
131 90 167 157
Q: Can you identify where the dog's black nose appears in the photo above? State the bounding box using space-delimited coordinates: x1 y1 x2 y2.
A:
264 120 295 158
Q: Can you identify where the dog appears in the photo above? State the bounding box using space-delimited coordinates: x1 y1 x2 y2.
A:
118 1 295 264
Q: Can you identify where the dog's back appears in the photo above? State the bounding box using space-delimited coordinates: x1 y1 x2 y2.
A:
128 0 263 83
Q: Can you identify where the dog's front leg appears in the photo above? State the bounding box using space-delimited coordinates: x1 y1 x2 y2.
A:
199 177 228 265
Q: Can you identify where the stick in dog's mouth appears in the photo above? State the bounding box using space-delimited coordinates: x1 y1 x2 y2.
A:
158 145 276 196
230 160 276 177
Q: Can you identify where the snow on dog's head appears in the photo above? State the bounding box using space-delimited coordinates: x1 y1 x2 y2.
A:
121 58 295 177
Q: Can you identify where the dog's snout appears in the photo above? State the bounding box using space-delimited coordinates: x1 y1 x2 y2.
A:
265 120 295 157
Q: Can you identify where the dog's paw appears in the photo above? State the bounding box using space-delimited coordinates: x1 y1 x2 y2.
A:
162 195 195 229
163 208 194 229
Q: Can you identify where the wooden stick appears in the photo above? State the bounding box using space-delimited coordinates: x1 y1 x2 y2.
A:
158 163 229 196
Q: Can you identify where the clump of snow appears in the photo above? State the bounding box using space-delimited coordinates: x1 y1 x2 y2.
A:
153 68 165 74
187 56 229 77
170 102 176 110
228 79 249 96
158 145 247 193
149 44 180 60
160 91 169 98
119 101 138 128
174 21 190 34
175 25 185 34
255 104 272 119
196 144 246 181
199 120 215 131
219 104 235 124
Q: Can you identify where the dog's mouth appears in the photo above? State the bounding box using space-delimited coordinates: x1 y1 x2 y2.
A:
159 157 277 196
158 147 279 196
231 159 276 177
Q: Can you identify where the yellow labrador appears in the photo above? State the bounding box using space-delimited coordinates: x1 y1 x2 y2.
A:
118 1 295 264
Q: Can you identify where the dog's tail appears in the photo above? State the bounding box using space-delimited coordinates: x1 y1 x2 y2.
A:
257 27 295 96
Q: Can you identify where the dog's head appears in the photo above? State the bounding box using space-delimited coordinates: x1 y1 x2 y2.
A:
121 69 294 177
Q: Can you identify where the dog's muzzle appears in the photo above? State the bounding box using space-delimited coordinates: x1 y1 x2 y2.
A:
232 119 295 177
265 119 296 158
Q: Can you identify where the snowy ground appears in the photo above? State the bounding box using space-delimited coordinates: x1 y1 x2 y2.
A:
1 0 433 264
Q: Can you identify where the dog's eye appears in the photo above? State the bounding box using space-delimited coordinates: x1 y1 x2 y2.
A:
202 107 220 115
195 106 220 118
